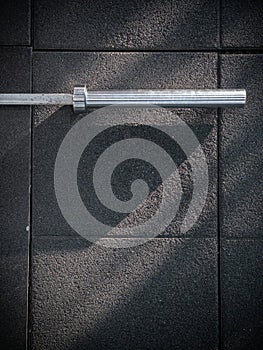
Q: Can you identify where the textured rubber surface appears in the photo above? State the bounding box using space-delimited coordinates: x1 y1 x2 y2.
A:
31 237 218 350
0 47 31 349
34 0 218 50
32 52 218 238
222 240 263 350
0 0 30 45
221 0 263 48
220 54 263 238
0 1 262 349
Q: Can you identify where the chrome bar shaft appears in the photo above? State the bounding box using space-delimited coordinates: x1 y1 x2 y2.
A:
0 93 72 105
85 89 246 108
0 86 246 113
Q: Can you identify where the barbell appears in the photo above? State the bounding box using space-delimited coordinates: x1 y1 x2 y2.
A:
0 85 246 113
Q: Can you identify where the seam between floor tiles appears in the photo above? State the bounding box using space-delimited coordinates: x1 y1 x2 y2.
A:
31 235 263 239
217 3 222 347
218 0 222 50
217 51 222 350
217 0 221 50
31 48 263 54
27 2 34 348
27 48 34 350
31 235 218 239
218 10 223 349
221 238 263 241
30 0 34 48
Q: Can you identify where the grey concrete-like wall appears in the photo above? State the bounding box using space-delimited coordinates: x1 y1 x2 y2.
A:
0 1 262 349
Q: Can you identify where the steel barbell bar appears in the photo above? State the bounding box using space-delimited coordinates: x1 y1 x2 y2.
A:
0 85 246 113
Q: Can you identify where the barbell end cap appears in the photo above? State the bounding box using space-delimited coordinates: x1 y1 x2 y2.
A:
73 85 87 113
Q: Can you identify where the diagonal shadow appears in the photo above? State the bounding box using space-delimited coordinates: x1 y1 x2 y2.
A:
32 105 215 239
31 236 218 350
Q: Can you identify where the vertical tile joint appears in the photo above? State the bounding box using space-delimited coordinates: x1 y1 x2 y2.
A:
26 47 34 350
217 3 223 346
